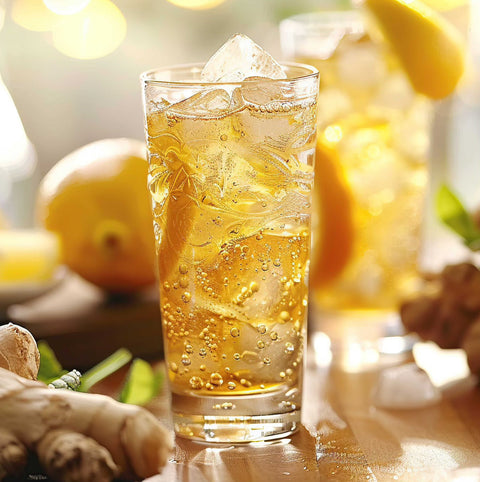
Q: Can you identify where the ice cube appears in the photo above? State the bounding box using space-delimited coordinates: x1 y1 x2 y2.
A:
165 88 244 120
392 99 433 161
201 34 287 83
241 77 287 108
372 73 415 113
346 143 407 207
336 42 386 89
230 320 302 382
317 88 352 126
144 92 171 116
371 363 441 409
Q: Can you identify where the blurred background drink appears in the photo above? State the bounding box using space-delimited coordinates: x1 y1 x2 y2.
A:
142 58 318 442
281 8 437 368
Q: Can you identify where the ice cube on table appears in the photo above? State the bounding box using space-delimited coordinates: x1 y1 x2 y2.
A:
371 363 441 410
201 34 287 83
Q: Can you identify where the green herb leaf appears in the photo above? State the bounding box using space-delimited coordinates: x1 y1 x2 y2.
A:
435 184 480 250
79 348 132 393
119 358 162 406
37 341 66 384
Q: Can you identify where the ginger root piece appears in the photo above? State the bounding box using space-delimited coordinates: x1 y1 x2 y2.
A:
441 263 480 312
0 367 173 481
462 316 480 375
400 262 480 374
37 430 118 482
400 295 440 340
0 430 28 479
0 323 40 380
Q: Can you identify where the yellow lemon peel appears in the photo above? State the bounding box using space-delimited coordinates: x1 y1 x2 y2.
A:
37 138 156 293
365 0 466 99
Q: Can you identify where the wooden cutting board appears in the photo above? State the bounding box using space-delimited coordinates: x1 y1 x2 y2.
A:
5 273 164 370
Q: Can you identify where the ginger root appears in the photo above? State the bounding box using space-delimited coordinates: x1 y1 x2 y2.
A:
0 323 40 380
37 430 118 482
400 262 480 375
462 317 480 375
0 367 173 481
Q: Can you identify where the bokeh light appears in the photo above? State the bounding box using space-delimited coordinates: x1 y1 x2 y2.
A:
166 0 227 10
43 0 91 16
11 0 58 32
51 0 126 60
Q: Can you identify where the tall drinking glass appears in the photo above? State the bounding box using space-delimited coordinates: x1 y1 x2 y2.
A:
141 63 319 442
280 11 433 369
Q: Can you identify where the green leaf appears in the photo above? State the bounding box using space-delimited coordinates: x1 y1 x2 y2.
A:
37 341 66 384
79 348 132 393
435 184 480 249
119 358 162 406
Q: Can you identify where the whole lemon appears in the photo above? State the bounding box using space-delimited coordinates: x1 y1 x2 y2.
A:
36 138 156 293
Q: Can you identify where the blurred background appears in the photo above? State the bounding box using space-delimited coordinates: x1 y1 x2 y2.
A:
0 0 478 240
0 0 478 372
0 0 350 226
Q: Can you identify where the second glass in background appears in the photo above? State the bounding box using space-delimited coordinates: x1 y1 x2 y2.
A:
280 10 432 369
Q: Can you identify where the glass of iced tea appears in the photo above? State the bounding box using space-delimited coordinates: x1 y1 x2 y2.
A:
141 35 318 442
280 10 433 368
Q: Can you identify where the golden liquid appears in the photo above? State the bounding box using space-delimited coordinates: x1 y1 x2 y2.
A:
146 88 316 396
300 34 432 312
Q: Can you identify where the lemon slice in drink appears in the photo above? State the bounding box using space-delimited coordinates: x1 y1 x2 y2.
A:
309 140 354 289
156 165 198 280
364 0 465 99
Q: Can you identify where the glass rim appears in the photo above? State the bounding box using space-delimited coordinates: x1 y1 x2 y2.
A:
279 9 364 34
140 61 319 87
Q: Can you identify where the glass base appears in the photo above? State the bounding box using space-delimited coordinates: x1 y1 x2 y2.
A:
171 387 301 443
310 308 418 371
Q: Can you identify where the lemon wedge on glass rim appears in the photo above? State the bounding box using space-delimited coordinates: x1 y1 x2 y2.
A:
364 0 466 99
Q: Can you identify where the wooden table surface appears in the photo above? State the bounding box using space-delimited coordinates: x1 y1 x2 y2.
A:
5 276 480 482
142 352 480 482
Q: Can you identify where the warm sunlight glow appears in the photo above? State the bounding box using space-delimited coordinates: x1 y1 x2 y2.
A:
413 342 471 387
340 342 379 372
43 0 91 15
51 0 126 59
11 0 58 32
166 0 227 10
312 332 332 367
421 0 470 11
